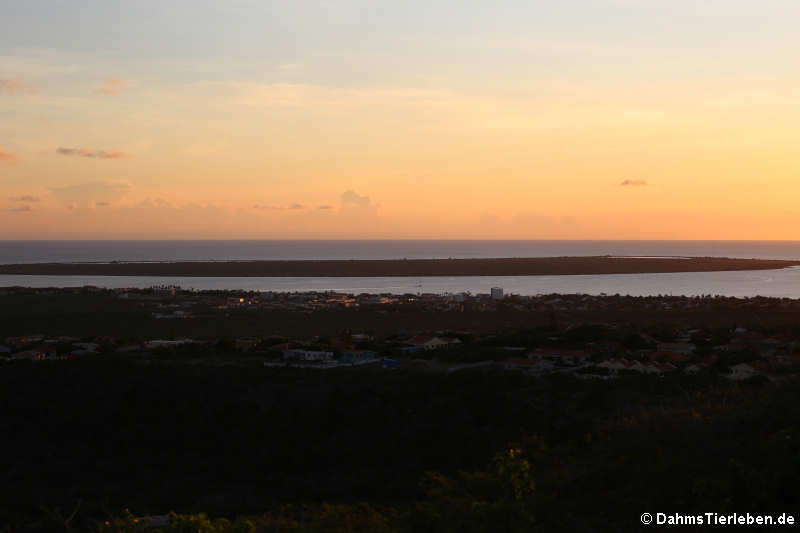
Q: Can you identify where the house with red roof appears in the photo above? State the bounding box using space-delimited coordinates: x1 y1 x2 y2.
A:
598 359 675 375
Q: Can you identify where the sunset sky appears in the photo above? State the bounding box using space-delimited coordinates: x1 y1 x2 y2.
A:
2 1 800 239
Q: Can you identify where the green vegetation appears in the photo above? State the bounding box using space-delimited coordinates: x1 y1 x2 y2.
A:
95 448 536 533
4 289 800 531
6 288 800 342
2 356 800 532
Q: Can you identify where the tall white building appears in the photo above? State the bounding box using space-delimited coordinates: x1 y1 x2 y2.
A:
491 287 504 300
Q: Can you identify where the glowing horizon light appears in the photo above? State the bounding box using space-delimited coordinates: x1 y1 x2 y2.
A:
2 1 799 239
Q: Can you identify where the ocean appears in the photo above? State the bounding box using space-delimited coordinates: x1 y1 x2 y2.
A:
2 240 800 297
2 240 800 263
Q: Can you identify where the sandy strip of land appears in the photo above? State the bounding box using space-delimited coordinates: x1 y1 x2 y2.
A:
0 257 798 277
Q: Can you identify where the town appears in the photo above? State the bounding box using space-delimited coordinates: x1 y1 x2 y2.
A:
4 285 800 532
3 285 800 383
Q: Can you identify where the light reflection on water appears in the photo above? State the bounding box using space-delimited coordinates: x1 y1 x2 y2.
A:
3 267 800 298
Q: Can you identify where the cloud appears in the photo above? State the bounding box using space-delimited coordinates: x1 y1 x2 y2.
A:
8 205 32 213
0 78 37 95
317 205 334 210
9 195 40 203
0 146 17 162
97 78 128 95
50 181 131 207
338 190 378 222
136 198 173 209
341 189 371 207
620 179 648 186
253 203 306 211
57 147 128 159
95 201 111 207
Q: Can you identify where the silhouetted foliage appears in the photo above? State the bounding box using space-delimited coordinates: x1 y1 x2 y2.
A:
3 314 800 533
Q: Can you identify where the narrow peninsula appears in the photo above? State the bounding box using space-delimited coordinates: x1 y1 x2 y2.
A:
1 256 798 277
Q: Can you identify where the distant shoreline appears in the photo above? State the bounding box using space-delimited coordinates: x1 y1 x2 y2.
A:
1 256 798 277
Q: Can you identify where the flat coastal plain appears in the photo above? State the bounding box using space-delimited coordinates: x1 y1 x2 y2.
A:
1 256 798 277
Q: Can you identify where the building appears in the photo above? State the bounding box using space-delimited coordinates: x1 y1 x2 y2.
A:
151 285 178 297
146 339 190 349
405 335 463 351
11 349 48 361
235 337 261 351
491 287 504 300
528 348 590 366
282 349 334 361
339 350 378 364
656 342 695 355
727 363 758 380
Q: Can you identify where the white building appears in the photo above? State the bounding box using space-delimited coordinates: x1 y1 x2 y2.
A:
727 363 757 380
146 339 190 348
282 349 334 361
406 335 463 351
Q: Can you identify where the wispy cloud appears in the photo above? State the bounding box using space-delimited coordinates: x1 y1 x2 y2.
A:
317 205 334 210
57 147 128 159
95 201 111 207
0 146 17 162
341 190 371 207
97 78 128 95
50 181 131 207
0 78 37 95
620 179 648 186
339 190 378 220
8 195 40 202
8 205 32 213
253 202 307 211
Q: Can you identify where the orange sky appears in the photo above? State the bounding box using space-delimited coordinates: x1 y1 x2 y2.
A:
3 2 800 239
